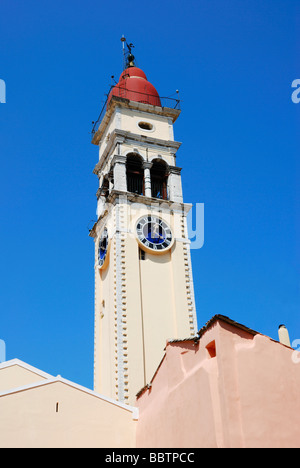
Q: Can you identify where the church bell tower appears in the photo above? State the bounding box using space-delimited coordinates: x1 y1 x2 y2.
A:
90 44 197 405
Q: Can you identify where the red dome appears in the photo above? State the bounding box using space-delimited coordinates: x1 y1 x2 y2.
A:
108 67 161 107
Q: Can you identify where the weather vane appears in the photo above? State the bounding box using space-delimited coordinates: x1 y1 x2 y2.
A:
121 36 135 69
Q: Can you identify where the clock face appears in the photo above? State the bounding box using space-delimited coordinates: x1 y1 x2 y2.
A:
136 216 173 252
98 227 109 269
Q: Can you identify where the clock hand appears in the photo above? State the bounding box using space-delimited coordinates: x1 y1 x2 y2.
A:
151 223 164 239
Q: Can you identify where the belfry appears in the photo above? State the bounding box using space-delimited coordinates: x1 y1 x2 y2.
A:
0 40 299 449
90 42 197 405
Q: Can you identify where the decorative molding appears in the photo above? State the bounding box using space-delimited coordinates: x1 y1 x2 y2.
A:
181 214 198 334
142 161 153 169
113 204 129 403
168 165 182 175
111 154 127 165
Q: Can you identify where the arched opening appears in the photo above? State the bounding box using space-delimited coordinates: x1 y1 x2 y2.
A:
100 175 110 199
150 159 168 200
126 153 144 195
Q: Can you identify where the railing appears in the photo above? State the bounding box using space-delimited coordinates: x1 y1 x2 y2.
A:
91 85 181 136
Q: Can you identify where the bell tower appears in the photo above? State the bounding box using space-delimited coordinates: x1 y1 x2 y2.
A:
90 45 197 405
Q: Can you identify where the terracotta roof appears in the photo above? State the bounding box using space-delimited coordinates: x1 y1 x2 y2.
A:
167 314 259 345
136 314 259 399
197 314 259 339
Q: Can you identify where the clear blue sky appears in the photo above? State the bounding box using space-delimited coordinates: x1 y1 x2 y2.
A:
0 0 299 389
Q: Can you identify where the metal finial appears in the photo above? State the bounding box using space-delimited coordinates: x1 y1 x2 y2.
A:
126 42 135 67
121 36 135 69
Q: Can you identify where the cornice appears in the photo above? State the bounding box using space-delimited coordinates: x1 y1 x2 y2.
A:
93 128 182 175
91 96 181 146
89 190 192 238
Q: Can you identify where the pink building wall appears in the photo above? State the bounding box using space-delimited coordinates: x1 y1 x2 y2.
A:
136 315 300 448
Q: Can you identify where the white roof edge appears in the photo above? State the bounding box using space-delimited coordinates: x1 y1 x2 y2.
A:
0 359 54 380
0 372 139 420
59 376 139 420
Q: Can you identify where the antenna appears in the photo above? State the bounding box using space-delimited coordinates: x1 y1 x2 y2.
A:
121 35 126 70
120 35 135 69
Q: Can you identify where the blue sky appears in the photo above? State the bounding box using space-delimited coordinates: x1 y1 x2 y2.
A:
0 0 299 389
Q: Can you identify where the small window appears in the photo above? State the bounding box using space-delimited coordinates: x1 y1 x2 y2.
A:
206 341 216 358
138 121 153 131
139 248 146 260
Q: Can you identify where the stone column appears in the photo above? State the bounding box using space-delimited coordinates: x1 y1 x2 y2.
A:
143 161 153 198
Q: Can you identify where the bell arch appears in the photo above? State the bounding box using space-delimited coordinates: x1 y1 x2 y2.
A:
126 153 145 195
150 158 169 200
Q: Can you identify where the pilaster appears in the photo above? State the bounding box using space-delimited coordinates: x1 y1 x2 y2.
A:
112 154 127 192
168 166 183 203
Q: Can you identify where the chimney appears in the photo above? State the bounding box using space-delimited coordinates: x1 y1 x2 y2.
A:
278 324 291 347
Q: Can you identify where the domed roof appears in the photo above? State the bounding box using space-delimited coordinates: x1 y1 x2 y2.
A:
108 66 161 107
